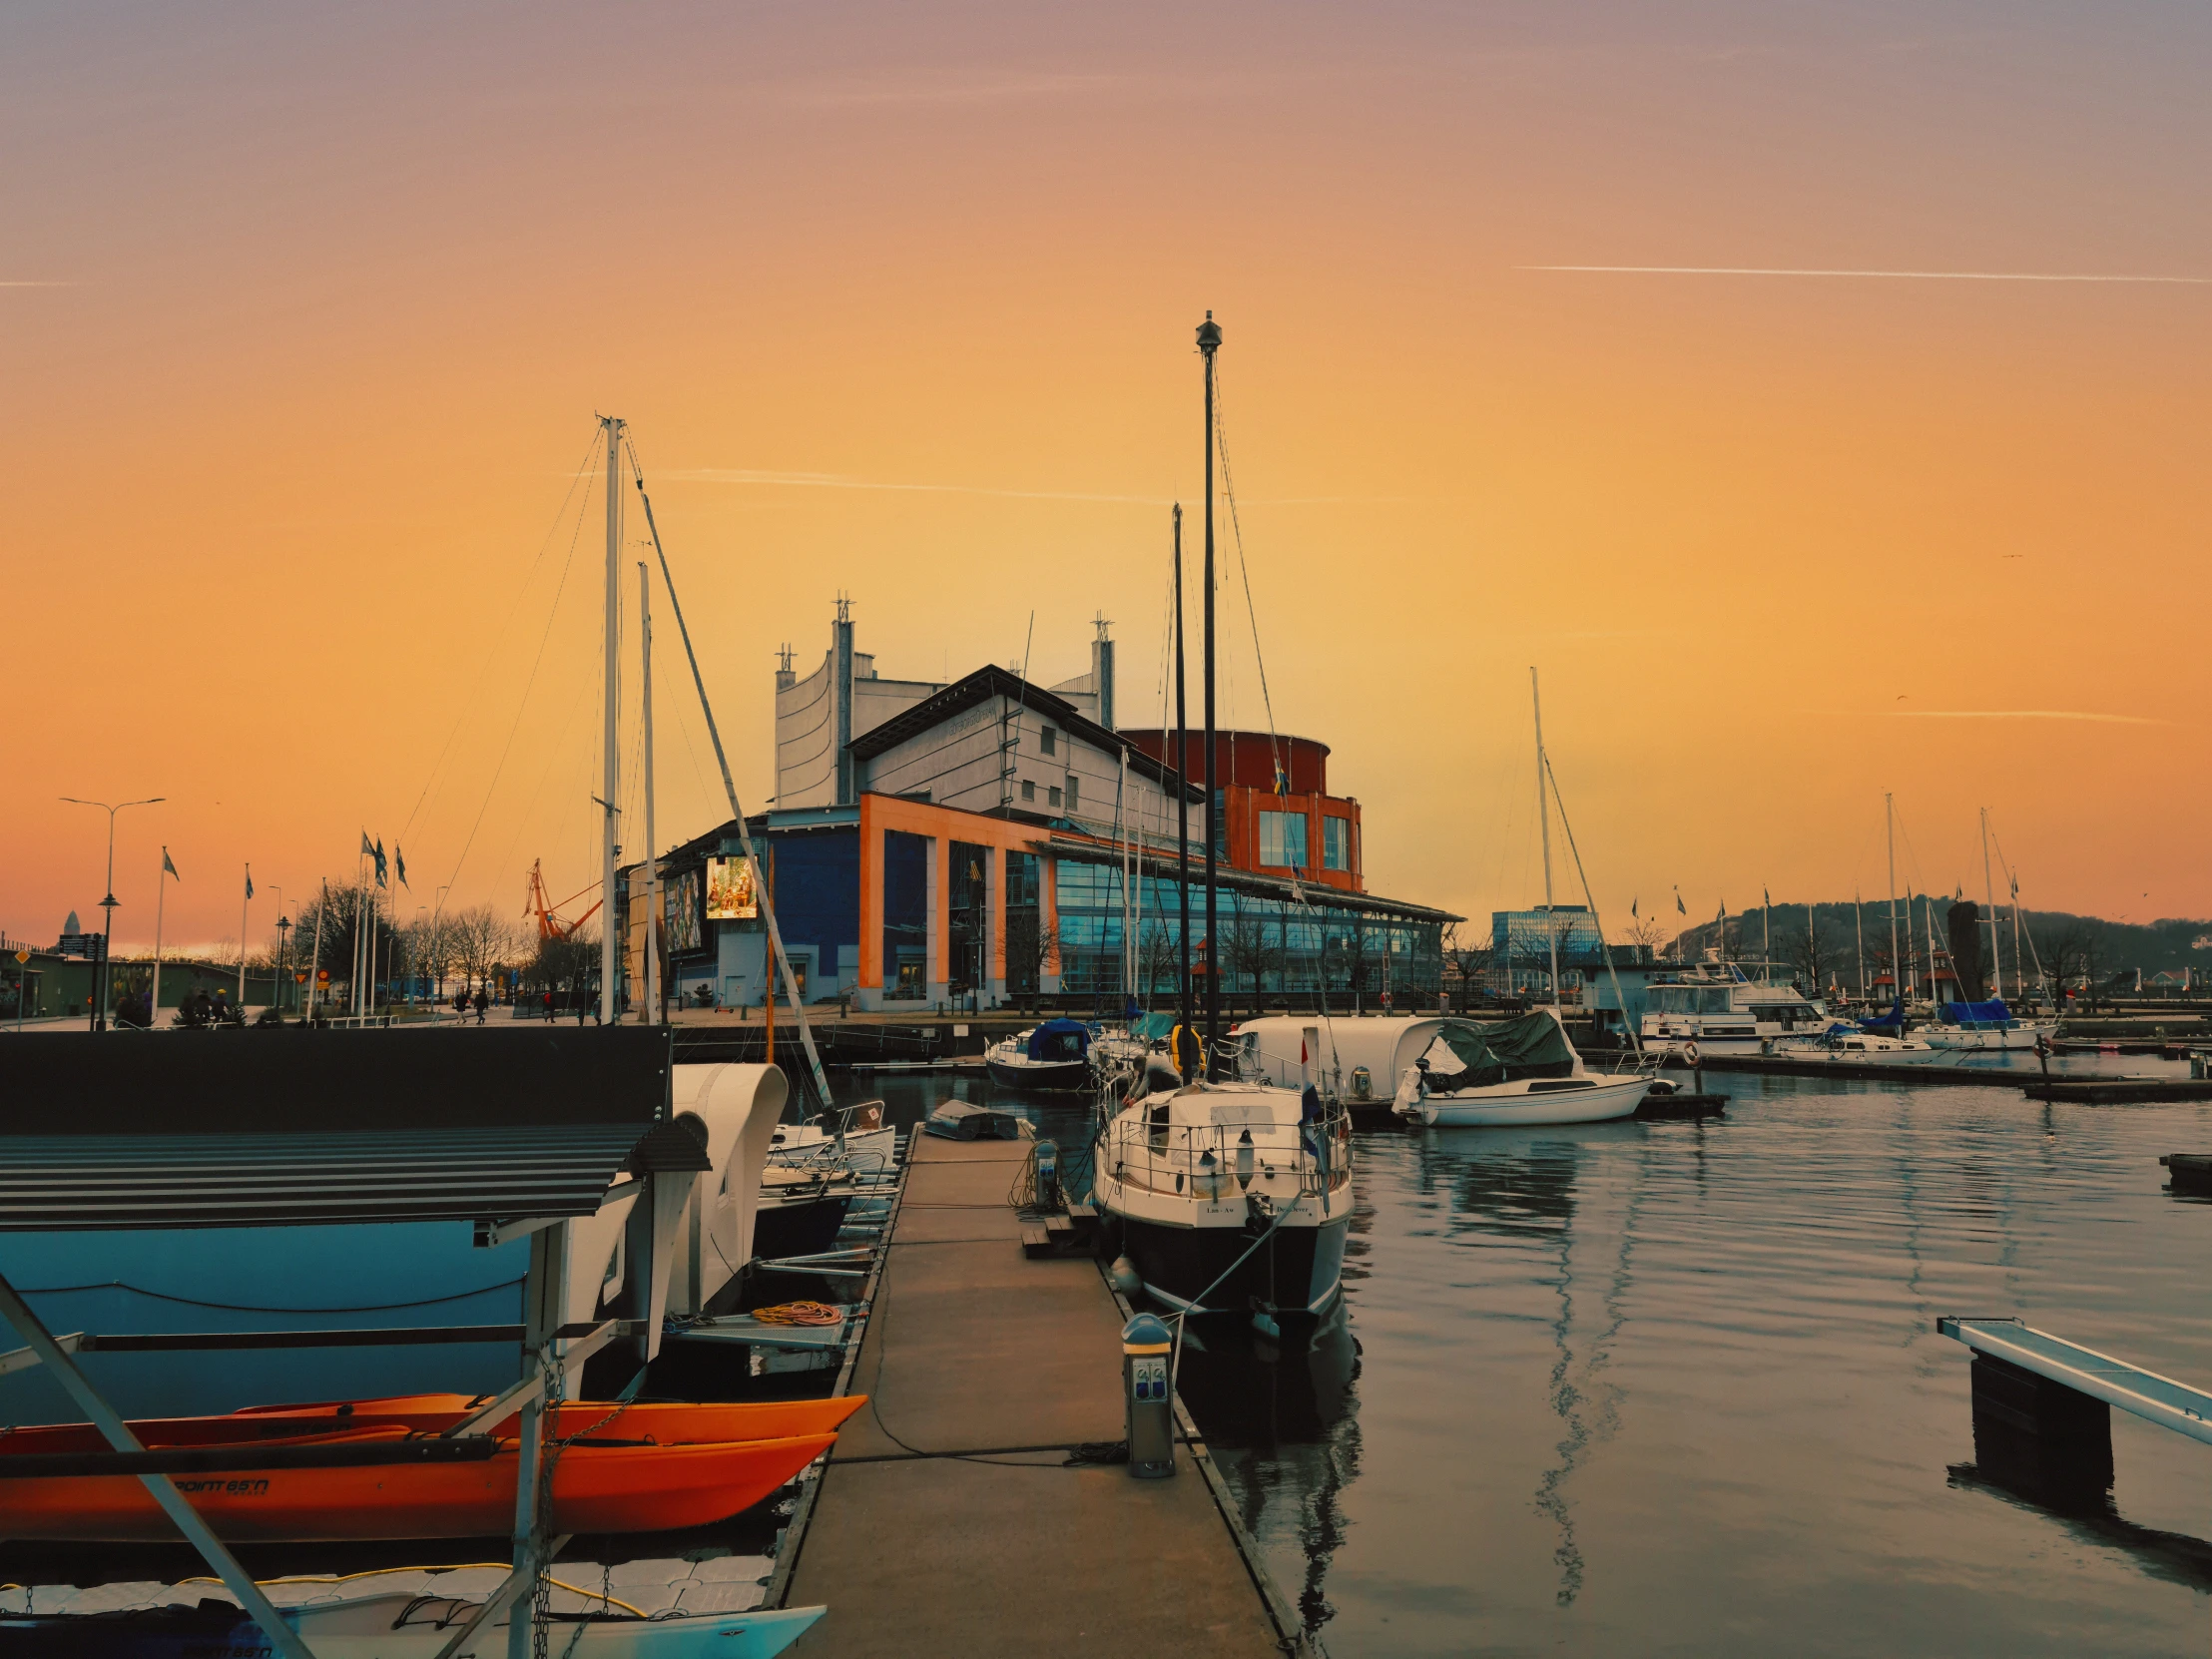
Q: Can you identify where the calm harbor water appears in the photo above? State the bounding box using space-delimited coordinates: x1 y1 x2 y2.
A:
882 1062 2212 1658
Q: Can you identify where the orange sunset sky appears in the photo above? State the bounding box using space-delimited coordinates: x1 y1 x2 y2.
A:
5 2 2208 954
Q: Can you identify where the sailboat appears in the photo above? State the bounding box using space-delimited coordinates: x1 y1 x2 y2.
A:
1921 807 2055 1050
1392 669 1653 1127
1091 315 1353 1321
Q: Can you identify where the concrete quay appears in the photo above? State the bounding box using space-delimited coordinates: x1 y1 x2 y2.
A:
780 1133 1311 1657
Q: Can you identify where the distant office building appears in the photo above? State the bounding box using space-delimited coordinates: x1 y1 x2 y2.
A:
1491 905 1607 995
621 601 1455 1012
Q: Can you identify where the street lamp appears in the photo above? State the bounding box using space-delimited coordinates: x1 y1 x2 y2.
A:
61 796 163 1032
276 910 292 1019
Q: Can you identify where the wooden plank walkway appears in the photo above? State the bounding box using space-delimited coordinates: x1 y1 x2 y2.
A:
785 1134 1306 1658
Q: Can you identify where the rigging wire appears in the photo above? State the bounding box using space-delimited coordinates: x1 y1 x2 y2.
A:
438 452 600 902
1211 363 1289 796
397 426 603 854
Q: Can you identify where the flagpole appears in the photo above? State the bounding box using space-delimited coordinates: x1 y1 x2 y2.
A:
311 880 326 1022
238 865 251 1007
638 561 659 1025
153 852 169 1028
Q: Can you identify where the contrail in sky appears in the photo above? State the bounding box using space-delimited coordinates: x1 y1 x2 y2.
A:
1883 710 2167 725
1522 266 2211 285
661 469 1168 504
656 469 1400 506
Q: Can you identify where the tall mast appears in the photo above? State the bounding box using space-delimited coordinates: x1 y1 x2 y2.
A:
1173 504 1192 1076
1198 310 1222 1064
639 560 659 1024
1980 807 2000 1001
1531 667 1559 1007
600 415 623 1025
1886 794 1899 1008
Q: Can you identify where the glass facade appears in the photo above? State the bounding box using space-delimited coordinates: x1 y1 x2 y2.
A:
1003 850 1042 993
1051 856 1441 1000
1323 815 1351 871
882 830 928 999
1258 810 1307 870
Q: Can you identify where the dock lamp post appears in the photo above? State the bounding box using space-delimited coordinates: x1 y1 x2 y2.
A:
61 796 163 1033
275 912 292 1017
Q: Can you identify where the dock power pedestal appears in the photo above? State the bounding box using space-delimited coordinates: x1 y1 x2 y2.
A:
1122 1312 1176 1478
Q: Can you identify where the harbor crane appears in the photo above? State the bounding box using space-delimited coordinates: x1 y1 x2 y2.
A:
523 858 602 942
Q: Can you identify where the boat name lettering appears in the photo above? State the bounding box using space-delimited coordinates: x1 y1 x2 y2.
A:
172 1476 272 1496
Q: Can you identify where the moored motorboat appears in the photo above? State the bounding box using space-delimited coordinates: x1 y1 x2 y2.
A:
1091 1061 1353 1320
768 1101 898 1176
1391 1010 1652 1127
984 1019 1094 1091
752 1165 860 1260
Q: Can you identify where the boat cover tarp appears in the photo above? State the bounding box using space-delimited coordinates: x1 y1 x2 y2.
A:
1860 999 1906 1034
1426 1015 1576 1090
924 1102 1032 1141
1937 1000 2011 1026
1132 1012 1178 1041
1026 1018 1091 1061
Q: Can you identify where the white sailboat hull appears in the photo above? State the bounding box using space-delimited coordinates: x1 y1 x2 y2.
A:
1407 1074 1650 1127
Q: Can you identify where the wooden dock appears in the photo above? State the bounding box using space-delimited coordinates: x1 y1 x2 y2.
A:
2021 1078 2212 1104
780 1133 1310 1657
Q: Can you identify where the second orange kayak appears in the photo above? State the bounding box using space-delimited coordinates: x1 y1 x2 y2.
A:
0 1429 838 1542
0 1393 867 1460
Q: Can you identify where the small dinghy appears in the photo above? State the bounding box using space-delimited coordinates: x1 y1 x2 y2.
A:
1391 1011 1652 1127
922 1101 1033 1141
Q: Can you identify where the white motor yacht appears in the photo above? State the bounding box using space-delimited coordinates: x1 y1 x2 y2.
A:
1639 961 1833 1055
1391 1009 1652 1127
1092 1058 1353 1320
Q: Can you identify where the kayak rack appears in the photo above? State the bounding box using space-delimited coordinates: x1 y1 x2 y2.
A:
0 1027 708 1659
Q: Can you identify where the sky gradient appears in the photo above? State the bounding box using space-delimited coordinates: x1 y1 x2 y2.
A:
6 1 2208 954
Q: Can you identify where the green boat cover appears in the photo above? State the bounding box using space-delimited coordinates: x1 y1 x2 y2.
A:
1429 1015 1577 1089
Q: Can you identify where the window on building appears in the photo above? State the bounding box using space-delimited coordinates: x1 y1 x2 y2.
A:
1259 811 1308 869
1323 816 1351 871
1048 786 1063 808
1065 774 1079 815
1021 780 1035 803
1040 727 1057 756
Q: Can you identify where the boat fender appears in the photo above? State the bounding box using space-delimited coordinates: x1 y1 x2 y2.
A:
1109 1256 1143 1296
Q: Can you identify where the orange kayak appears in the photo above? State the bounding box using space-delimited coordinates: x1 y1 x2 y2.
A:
0 1393 866 1458
0 1428 837 1542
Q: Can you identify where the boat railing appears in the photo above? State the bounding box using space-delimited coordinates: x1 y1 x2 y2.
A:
1097 1105 1352 1200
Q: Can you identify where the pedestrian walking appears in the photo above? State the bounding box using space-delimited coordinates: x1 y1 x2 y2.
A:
472 987 489 1025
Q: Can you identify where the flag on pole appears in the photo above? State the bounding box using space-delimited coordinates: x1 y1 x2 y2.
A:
245 866 254 900
372 839 388 889
360 830 374 858
163 847 179 880
1674 887 1686 915
1631 897 1639 917
396 846 408 889
1763 886 1771 909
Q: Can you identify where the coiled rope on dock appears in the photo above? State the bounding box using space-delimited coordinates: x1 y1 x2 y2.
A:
750 1301 843 1327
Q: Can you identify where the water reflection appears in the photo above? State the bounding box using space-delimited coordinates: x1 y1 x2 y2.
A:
1179 1304 1363 1636
1946 1463 2212 1592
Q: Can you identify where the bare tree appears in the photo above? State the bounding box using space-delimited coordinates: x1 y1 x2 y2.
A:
1441 920 1496 1008
1620 913 1673 955
1136 920 1178 1006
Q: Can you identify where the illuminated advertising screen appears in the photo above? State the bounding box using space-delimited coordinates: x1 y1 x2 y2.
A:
664 869 702 953
705 855 758 921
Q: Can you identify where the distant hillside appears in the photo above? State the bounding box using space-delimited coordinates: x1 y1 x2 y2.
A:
1667 901 2212 988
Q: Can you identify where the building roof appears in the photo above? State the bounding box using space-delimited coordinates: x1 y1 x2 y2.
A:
1042 833 1461 923
845 665 1200 801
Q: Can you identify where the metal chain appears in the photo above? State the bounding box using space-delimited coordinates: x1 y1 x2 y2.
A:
530 1350 567 1659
